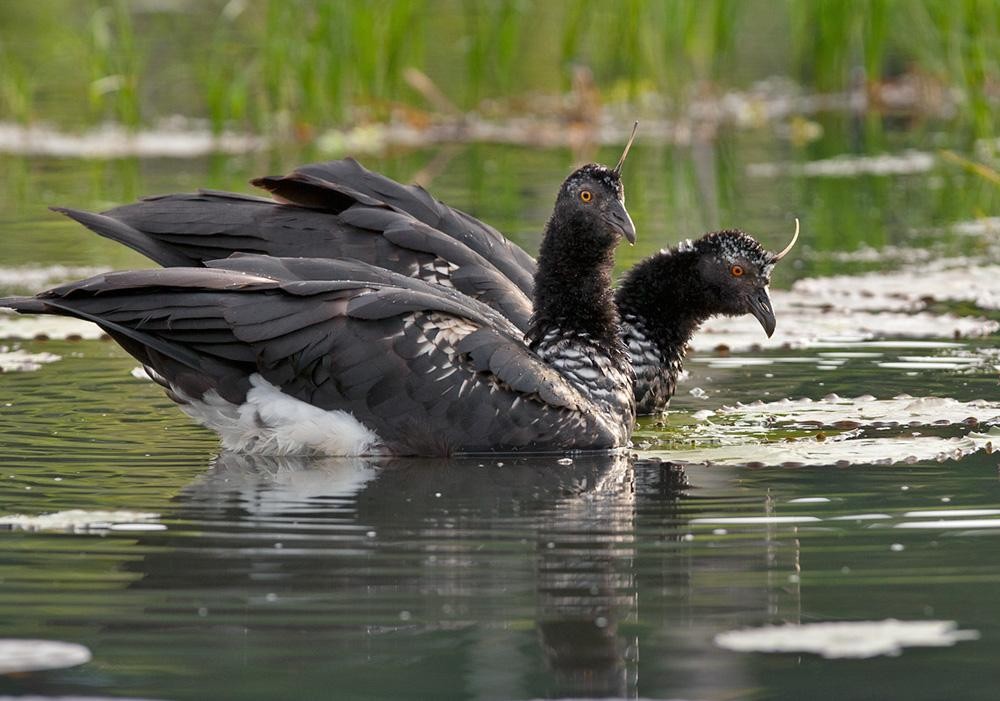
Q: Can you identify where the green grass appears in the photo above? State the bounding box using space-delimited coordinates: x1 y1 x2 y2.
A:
0 0 996 136
87 0 141 127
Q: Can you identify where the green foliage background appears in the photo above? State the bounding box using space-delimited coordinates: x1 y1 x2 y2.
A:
0 0 997 135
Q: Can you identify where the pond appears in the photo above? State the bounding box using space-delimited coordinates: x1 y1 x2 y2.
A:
1 114 999 700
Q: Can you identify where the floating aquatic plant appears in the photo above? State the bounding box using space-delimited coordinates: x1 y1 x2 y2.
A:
715 619 980 658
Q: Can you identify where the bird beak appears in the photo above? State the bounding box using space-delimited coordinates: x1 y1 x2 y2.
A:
749 286 776 337
604 198 637 245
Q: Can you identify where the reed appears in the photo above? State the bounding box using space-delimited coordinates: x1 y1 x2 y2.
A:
0 45 33 123
87 0 142 127
0 0 995 136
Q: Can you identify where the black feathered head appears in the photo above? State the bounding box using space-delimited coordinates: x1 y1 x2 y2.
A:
685 222 799 337
549 123 639 248
552 163 635 246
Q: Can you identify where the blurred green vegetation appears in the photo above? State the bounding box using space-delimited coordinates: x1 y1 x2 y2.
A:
0 1 997 284
0 0 996 136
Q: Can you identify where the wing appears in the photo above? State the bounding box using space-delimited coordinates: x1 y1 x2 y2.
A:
205 254 523 338
0 264 620 455
252 157 538 295
55 190 534 331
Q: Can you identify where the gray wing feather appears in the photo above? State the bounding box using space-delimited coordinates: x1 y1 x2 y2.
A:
56 188 534 330
255 157 538 295
52 207 197 267
1 263 612 454
208 254 527 339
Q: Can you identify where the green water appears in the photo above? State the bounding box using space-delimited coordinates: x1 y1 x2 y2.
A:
1 114 999 700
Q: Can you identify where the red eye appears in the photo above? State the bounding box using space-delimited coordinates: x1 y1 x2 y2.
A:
731 265 744 277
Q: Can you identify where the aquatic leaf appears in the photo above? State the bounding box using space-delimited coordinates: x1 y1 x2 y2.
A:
715 620 980 658
716 394 1000 428
0 639 92 673
0 509 161 532
644 429 999 468
0 348 61 372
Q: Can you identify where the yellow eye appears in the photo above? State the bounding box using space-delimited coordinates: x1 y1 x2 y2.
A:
731 264 744 277
580 190 592 203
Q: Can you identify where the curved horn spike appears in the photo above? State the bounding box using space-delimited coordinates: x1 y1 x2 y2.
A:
771 218 800 262
613 121 640 175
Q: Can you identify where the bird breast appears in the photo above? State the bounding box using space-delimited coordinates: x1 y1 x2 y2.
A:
533 333 633 416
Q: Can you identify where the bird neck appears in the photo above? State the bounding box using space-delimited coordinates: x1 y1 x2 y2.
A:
527 211 622 354
615 248 713 370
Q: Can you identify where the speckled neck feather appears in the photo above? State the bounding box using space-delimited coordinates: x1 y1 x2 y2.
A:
524 168 633 423
615 249 706 413
527 208 624 360
615 230 770 414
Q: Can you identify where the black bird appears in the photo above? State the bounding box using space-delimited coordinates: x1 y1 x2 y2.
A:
54 157 797 415
616 227 796 413
0 161 637 456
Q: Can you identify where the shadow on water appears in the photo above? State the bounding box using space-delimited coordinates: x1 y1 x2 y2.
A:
3 422 1000 699
122 452 689 700
1 449 787 700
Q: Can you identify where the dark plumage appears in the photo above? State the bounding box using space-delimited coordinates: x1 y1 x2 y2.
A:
616 230 783 414
3 164 637 456
54 158 796 415
54 183 537 330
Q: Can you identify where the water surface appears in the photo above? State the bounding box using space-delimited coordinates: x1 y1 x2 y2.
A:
1 118 999 699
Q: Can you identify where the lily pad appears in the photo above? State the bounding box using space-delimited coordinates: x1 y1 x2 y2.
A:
0 639 91 674
715 620 979 659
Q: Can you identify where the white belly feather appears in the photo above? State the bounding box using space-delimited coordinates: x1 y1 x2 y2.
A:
173 373 382 456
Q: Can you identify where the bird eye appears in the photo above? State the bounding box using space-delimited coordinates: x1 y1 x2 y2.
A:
730 264 744 277
580 190 592 203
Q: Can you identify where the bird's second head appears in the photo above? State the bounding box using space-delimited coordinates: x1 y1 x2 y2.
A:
688 222 799 337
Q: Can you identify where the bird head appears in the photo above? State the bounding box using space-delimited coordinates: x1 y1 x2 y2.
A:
690 220 799 337
551 123 638 248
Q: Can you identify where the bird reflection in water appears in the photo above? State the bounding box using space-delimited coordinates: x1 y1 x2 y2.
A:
115 452 797 699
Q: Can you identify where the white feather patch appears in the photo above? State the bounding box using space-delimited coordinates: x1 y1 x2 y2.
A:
176 374 382 456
